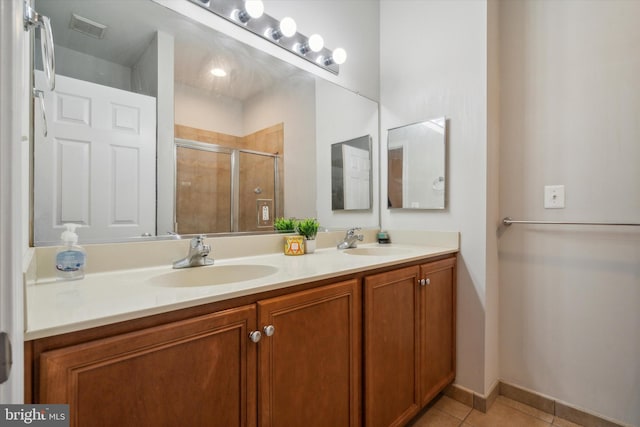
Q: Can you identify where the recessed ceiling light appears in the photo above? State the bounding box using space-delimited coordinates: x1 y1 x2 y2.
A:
210 68 227 77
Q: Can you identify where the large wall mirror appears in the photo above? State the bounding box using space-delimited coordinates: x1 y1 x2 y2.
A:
31 0 379 245
387 117 446 210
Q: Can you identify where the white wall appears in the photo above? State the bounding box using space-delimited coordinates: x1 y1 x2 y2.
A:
41 45 132 91
499 1 640 425
380 0 496 396
131 37 158 98
315 78 379 229
174 82 244 136
153 32 175 236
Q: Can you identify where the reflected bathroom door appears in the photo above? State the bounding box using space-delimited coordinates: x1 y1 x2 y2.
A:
238 152 277 232
388 147 404 208
176 147 232 234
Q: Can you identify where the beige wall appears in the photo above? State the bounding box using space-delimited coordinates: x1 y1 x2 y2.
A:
498 1 640 425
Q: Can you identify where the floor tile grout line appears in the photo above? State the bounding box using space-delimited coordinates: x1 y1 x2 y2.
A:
441 396 563 427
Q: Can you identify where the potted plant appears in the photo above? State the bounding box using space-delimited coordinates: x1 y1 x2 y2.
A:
296 218 320 253
274 217 296 233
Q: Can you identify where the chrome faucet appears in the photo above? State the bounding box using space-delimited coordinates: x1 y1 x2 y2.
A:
173 235 214 269
337 227 364 249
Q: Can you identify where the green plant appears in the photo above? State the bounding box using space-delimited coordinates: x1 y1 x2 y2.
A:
274 217 297 232
295 218 320 240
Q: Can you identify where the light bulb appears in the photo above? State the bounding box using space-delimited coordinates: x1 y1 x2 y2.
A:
279 17 297 37
210 68 227 77
308 34 324 52
332 48 347 65
244 0 264 19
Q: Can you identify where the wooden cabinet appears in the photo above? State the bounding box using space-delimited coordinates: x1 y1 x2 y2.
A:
364 257 456 427
32 255 454 427
258 279 361 427
364 265 421 427
419 257 456 406
39 305 258 427
36 279 361 427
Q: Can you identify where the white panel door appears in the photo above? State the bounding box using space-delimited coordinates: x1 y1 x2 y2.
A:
342 144 371 209
34 72 156 244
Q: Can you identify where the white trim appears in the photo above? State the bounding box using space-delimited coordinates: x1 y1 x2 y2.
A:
0 0 26 403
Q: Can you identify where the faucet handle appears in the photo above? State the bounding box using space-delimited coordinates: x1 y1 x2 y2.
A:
346 227 361 236
190 235 208 248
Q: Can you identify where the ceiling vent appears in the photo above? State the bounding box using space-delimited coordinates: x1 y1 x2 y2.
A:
69 13 107 39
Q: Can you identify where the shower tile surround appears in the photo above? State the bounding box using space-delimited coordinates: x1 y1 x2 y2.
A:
175 123 284 234
24 230 459 340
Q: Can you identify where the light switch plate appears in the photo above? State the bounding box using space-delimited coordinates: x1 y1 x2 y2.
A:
544 185 565 209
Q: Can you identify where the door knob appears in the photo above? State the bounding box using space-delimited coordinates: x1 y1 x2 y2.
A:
249 330 262 343
263 325 275 337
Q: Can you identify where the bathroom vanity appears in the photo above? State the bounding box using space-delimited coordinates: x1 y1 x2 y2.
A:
23 231 458 427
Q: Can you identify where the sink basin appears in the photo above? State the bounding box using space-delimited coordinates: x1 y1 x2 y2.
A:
149 264 278 287
343 247 412 256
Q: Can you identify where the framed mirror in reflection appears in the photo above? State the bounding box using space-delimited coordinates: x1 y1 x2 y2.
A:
331 135 372 211
31 0 379 245
387 117 446 210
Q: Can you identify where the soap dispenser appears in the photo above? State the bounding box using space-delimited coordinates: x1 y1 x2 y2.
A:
55 223 86 281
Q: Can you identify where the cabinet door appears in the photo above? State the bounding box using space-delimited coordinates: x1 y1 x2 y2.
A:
419 257 456 406
39 305 258 427
258 279 361 427
364 265 420 427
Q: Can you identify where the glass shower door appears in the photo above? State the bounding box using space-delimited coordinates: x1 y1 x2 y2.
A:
176 146 232 234
238 151 278 232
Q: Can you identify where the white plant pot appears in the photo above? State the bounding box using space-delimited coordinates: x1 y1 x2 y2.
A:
305 239 316 254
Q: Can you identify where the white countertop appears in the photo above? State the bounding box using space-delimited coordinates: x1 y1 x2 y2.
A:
25 232 458 340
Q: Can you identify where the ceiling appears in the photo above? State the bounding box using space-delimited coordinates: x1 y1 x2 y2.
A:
35 0 305 101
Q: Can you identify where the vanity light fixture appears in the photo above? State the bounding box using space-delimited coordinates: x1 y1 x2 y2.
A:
188 0 344 74
265 16 297 41
232 0 264 24
332 48 348 65
319 47 348 66
308 34 324 52
279 17 297 37
296 34 325 55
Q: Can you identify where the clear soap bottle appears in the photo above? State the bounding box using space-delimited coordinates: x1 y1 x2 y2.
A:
55 223 86 281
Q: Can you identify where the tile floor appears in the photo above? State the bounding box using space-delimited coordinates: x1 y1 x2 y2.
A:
409 395 584 427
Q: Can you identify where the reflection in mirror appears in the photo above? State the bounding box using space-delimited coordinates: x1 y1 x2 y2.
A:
387 118 446 210
30 0 379 245
174 130 282 235
331 136 372 210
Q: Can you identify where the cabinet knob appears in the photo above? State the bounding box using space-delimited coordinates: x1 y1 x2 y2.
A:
425 278 430 285
419 278 431 286
249 330 262 343
263 325 275 337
